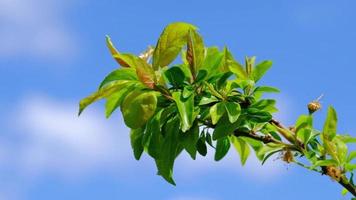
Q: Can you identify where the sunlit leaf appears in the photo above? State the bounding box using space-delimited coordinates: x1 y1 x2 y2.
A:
153 22 197 69
99 68 138 89
121 90 158 129
186 29 204 77
210 102 225 125
79 80 132 115
172 91 195 132
252 60 272 82
230 136 250 165
224 102 241 123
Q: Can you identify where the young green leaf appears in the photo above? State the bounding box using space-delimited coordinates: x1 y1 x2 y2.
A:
196 134 208 156
106 36 137 68
186 29 205 77
79 80 132 115
250 99 276 112
134 57 156 89
99 68 138 89
230 136 250 165
312 159 338 168
130 128 145 160
246 108 272 123
214 137 231 161
164 66 186 88
180 123 199 159
155 117 181 185
322 106 338 141
213 115 240 140
121 91 158 129
153 22 197 69
105 83 137 118
201 47 224 77
172 91 195 132
144 109 164 159
225 49 247 79
210 102 226 125
252 60 272 82
224 102 241 123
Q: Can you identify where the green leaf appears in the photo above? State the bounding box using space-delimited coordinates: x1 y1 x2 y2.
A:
230 136 250 165
130 128 145 160
261 149 282 165
245 56 255 76
347 151 356 162
121 90 158 129
252 60 272 82
214 137 231 161
226 49 247 79
213 115 240 140
180 123 199 159
240 137 264 160
295 115 313 144
105 36 138 68
186 29 205 77
164 66 186 87
172 91 195 132
210 102 226 125
144 109 163 159
246 108 272 123
312 159 338 168
250 99 276 112
99 68 138 89
201 47 224 76
322 106 338 141
134 57 156 89
341 188 348 196
105 83 137 118
153 22 196 69
345 163 356 172
337 135 356 144
155 117 181 185
334 137 348 165
79 80 132 115
253 86 280 94
196 134 207 156
199 95 218 106
224 102 241 123
216 72 233 90
195 69 208 83
257 143 284 161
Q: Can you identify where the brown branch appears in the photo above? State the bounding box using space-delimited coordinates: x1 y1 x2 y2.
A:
202 118 356 196
339 176 356 197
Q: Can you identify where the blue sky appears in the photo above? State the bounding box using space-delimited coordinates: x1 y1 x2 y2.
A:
1 0 356 199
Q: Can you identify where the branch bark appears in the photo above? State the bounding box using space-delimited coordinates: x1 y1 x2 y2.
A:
202 118 356 197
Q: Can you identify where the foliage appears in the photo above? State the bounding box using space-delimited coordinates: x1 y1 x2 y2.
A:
79 22 356 196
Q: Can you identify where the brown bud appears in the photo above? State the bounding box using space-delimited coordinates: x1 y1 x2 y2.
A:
282 150 294 163
325 166 341 181
308 101 321 114
288 126 296 133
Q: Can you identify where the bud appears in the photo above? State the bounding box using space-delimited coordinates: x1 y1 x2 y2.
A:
282 149 294 163
288 126 296 133
326 166 341 181
308 101 321 114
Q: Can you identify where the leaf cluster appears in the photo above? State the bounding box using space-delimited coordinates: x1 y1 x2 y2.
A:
79 22 356 194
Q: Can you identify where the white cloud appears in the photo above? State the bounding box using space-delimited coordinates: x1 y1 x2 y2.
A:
0 0 77 60
7 94 132 178
0 93 290 185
